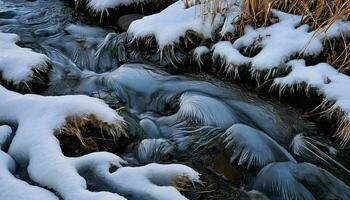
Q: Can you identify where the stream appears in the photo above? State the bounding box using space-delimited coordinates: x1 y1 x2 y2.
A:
0 0 347 199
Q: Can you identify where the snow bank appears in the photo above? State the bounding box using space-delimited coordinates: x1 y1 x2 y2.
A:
0 85 200 199
0 85 126 200
213 10 350 76
272 60 350 146
128 1 223 48
0 32 50 84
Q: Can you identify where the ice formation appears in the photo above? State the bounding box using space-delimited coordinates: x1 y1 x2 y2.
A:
253 162 350 200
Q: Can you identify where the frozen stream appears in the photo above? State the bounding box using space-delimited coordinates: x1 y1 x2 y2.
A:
1 0 349 199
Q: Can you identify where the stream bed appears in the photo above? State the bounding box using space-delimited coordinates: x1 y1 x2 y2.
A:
0 0 349 199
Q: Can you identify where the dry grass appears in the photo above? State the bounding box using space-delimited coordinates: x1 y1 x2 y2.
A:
54 114 127 154
324 37 350 73
172 176 192 191
184 0 239 21
236 0 350 73
239 0 350 30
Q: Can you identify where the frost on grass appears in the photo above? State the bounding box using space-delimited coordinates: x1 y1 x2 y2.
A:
0 32 50 89
0 85 199 200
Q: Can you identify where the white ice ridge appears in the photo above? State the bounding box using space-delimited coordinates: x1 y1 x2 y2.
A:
128 0 224 48
0 85 199 200
272 59 350 146
85 0 152 13
212 10 350 74
0 32 50 84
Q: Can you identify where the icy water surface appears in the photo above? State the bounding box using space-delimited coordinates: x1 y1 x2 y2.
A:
1 0 348 199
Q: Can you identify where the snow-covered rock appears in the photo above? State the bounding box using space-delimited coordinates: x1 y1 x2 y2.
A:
0 32 50 84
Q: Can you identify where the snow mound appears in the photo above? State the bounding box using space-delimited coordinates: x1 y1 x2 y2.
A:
128 1 223 48
0 32 50 84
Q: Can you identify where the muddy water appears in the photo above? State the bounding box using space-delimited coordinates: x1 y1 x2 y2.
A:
0 0 340 199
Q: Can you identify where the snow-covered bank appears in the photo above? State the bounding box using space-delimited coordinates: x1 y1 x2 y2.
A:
210 10 350 147
86 0 350 149
99 1 350 148
127 0 241 49
0 85 199 199
0 32 50 89
128 1 223 48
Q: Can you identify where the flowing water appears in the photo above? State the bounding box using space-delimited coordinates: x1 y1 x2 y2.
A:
1 0 347 199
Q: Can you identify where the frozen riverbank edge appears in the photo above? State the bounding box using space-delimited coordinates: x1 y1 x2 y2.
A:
75 0 350 148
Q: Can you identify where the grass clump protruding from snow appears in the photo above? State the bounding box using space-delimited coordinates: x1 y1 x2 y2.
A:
55 114 128 156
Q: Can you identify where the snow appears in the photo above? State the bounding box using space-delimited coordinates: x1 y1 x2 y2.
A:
233 10 323 71
0 32 50 84
272 59 350 145
193 46 209 65
212 41 250 77
89 163 200 200
85 0 151 13
213 10 350 74
0 125 59 200
0 84 200 199
128 1 223 48
0 85 125 200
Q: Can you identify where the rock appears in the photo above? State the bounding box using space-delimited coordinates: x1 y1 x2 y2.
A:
118 14 143 31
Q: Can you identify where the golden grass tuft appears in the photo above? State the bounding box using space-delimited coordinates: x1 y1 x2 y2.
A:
54 114 127 155
172 176 192 192
239 0 350 30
